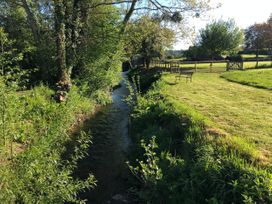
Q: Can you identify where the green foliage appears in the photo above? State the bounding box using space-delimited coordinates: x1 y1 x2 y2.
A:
125 16 175 68
77 6 123 96
0 27 31 88
128 69 272 203
0 2 55 83
128 68 162 93
199 19 244 58
128 136 185 203
128 136 163 186
0 81 97 203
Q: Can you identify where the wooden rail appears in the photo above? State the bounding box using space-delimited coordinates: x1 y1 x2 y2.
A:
151 58 272 72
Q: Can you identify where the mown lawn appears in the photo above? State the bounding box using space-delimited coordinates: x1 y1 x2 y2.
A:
221 69 272 90
244 61 272 69
160 73 272 159
241 54 269 58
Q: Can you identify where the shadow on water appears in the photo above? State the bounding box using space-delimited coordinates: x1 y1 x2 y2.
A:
74 72 135 204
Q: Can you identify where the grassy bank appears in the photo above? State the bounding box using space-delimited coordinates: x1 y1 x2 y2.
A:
161 73 272 161
221 69 272 90
0 80 109 203
128 68 272 203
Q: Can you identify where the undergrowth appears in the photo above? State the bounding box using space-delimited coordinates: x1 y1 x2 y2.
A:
128 69 272 203
0 80 98 203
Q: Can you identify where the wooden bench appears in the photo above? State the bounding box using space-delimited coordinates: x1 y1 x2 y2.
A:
175 71 194 83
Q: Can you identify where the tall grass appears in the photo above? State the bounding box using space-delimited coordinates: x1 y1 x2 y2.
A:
0 80 97 203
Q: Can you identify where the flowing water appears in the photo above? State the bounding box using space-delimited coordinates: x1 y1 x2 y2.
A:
76 72 134 203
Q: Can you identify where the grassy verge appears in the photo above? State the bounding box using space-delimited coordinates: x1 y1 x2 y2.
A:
221 69 272 90
0 80 108 203
128 69 272 203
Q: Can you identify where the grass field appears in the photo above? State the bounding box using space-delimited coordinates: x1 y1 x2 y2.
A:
241 54 269 58
222 69 272 90
160 73 272 160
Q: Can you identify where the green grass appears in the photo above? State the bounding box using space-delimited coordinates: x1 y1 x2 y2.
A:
221 69 272 90
242 54 269 58
244 61 272 69
160 73 272 161
128 69 272 203
0 82 97 203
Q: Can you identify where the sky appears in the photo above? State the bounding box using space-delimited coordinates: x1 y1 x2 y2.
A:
174 0 272 50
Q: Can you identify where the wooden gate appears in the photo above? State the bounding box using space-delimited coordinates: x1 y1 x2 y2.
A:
226 61 244 71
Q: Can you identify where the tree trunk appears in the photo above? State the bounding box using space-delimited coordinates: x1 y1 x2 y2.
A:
210 56 214 72
145 57 151 69
21 0 40 45
54 0 71 102
67 0 80 75
121 0 137 33
256 47 259 68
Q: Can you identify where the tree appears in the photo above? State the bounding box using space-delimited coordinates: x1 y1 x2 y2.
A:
125 16 175 68
0 27 28 87
199 19 244 60
268 13 272 25
245 16 272 67
184 45 207 60
0 0 57 83
245 24 267 54
93 0 212 32
0 0 212 101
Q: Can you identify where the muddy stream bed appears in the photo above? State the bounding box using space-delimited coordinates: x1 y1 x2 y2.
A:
75 72 135 203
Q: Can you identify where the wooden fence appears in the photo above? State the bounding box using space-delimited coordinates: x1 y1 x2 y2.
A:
151 60 229 73
150 58 272 73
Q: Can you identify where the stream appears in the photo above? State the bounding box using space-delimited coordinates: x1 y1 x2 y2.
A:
76 72 135 203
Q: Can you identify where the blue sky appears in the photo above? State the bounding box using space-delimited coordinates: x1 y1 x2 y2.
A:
174 0 272 50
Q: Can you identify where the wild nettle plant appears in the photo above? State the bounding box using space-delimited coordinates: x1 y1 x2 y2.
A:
127 136 162 187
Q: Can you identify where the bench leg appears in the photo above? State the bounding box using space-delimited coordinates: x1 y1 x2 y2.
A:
175 76 181 83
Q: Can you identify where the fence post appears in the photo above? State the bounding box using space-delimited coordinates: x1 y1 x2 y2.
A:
195 62 197 72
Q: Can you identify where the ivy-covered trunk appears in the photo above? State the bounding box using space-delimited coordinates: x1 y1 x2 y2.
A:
54 0 71 102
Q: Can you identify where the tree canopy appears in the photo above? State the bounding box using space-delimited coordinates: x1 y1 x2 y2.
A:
125 16 175 68
0 0 211 101
245 17 272 54
199 19 244 59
